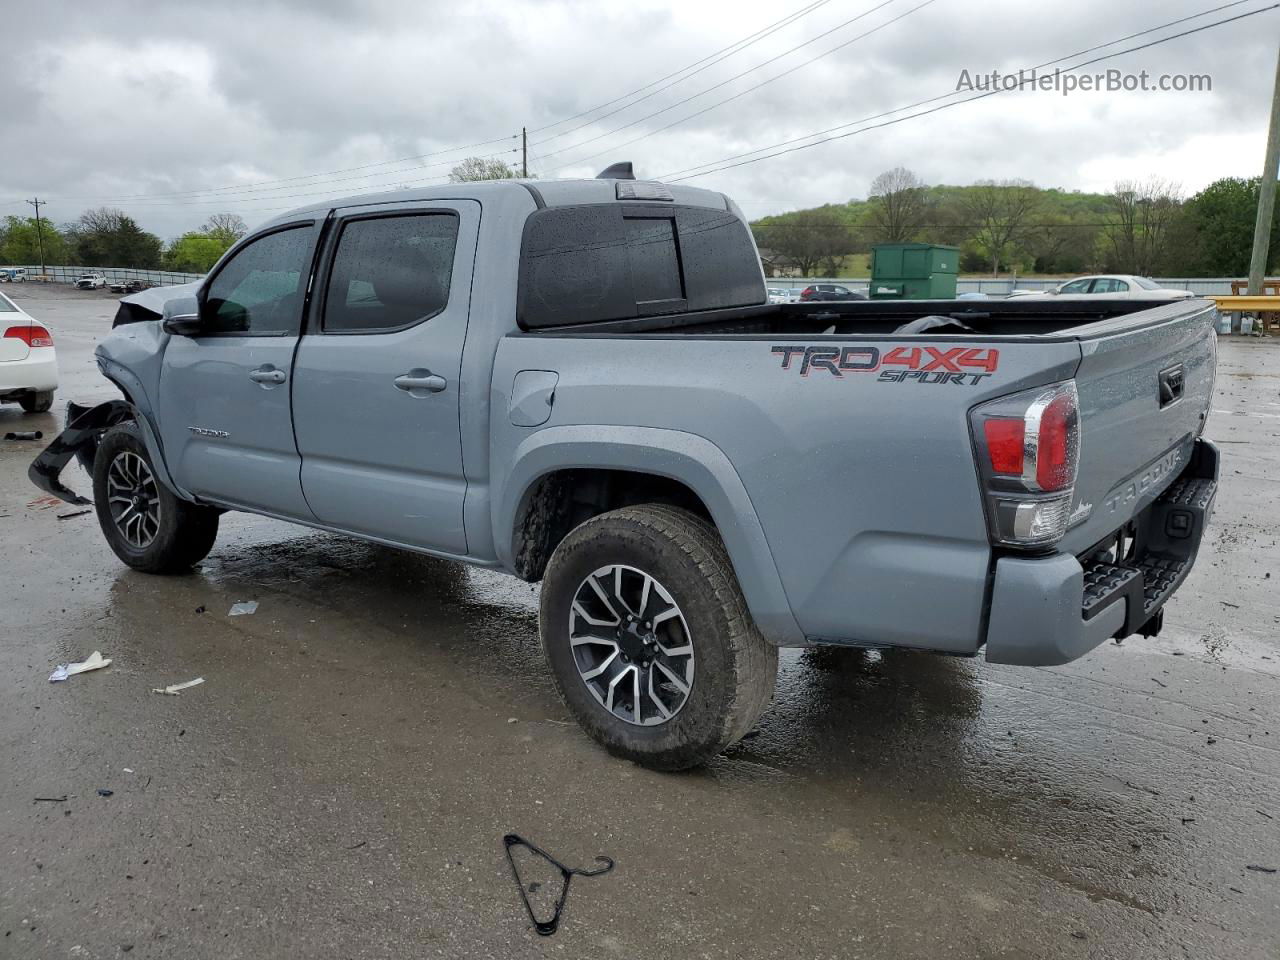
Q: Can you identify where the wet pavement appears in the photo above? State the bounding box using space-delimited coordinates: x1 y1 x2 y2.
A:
1 284 1277 959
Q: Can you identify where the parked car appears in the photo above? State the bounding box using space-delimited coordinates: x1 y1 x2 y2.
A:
0 289 57 412
799 282 867 302
75 273 108 290
766 286 797 304
110 278 153 294
1011 275 1195 300
0 268 28 283
30 175 1218 770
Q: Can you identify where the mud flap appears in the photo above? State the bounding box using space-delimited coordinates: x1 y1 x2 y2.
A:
27 400 137 505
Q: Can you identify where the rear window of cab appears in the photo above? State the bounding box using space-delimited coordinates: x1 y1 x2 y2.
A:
517 203 765 329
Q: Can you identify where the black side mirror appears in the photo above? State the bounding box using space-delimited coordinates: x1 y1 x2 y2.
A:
162 314 204 336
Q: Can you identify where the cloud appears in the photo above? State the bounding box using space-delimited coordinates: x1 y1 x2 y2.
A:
0 0 1273 240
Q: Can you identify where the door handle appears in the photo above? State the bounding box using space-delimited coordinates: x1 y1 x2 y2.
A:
394 370 447 394
249 366 287 385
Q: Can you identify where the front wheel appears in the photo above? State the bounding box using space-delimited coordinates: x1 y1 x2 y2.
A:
92 421 220 573
539 504 777 771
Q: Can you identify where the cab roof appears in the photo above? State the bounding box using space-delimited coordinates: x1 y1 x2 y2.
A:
261 177 730 230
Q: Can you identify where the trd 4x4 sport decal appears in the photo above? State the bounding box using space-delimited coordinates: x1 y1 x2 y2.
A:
771 344 999 385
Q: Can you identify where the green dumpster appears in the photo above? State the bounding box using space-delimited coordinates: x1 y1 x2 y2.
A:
869 243 959 300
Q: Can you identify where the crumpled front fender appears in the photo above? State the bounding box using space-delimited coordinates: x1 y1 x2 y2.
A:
28 401 182 506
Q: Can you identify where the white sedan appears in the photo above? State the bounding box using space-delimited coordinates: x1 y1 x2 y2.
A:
1009 275 1195 300
0 290 58 413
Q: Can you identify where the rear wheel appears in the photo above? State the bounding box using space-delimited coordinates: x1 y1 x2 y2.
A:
539 504 777 771
92 421 220 573
19 390 54 413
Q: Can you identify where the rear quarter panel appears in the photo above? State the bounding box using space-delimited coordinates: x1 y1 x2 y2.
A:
492 333 1081 650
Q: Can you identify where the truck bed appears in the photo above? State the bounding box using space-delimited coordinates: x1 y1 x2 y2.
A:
524 297 1211 339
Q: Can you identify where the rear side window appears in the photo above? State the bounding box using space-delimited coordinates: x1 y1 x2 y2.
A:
518 203 764 328
0 294 16 312
323 213 459 333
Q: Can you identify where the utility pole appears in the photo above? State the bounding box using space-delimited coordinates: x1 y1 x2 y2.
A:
26 198 47 278
1248 44 1280 295
522 127 528 179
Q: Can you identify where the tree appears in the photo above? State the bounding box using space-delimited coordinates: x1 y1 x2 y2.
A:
867 167 930 244
67 207 163 268
1025 216 1100 274
200 213 247 245
164 233 231 273
958 180 1040 275
448 156 516 182
753 208 856 276
0 216 71 265
1102 177 1182 275
1170 177 1280 276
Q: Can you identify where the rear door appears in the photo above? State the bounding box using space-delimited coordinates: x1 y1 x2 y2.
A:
290 200 479 554
157 221 321 517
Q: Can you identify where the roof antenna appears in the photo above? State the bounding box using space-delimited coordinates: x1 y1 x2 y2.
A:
596 162 635 181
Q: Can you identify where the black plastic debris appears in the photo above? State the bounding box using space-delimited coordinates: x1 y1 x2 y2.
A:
56 510 91 521
4 431 42 441
97 788 113 797
33 796 67 803
1246 864 1277 873
503 833 614 936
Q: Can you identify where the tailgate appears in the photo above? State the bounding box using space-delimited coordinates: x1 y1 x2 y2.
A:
1060 300 1217 554
0 318 30 361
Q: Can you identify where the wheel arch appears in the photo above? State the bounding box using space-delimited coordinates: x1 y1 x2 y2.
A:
497 425 803 645
99 363 192 502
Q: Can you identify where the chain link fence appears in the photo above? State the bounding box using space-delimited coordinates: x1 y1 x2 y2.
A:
2 265 204 286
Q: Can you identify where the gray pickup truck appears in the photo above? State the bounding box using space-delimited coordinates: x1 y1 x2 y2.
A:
30 171 1219 770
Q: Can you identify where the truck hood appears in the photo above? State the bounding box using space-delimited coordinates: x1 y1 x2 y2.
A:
118 281 201 320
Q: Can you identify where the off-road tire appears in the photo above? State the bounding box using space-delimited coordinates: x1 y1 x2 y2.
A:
19 390 54 413
92 421 220 573
540 504 777 770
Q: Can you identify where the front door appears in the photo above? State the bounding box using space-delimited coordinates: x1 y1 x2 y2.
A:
157 221 321 518
290 201 479 554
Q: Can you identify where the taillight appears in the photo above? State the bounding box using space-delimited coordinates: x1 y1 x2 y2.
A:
970 381 1080 548
4 325 54 348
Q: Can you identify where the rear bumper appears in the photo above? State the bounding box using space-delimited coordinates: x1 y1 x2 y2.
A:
985 439 1218 666
0 350 58 395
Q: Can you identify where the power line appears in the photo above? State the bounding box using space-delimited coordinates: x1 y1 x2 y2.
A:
49 0 839 206
529 0 840 145
535 0 919 165
62 144 520 207
64 0 903 212
542 0 936 178
659 0 1261 183
530 0 835 135
92 149 521 209
664 2 1280 183
56 135 521 204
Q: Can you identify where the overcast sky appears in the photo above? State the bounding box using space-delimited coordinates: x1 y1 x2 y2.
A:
2 0 1276 239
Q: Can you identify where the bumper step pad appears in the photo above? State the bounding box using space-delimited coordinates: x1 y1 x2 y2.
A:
1079 476 1217 635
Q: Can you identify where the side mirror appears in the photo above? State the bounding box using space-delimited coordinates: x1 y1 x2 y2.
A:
162 314 204 336
159 291 205 336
